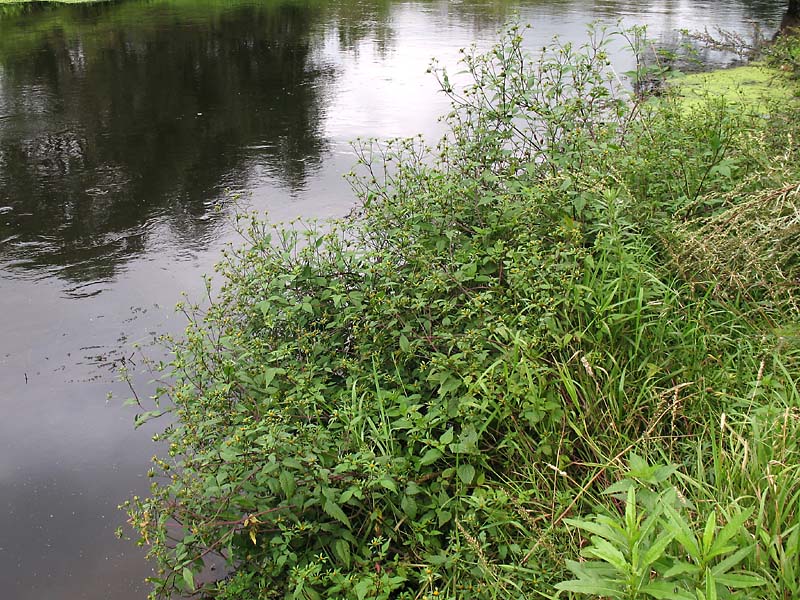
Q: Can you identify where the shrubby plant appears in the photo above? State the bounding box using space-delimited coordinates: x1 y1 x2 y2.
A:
123 25 800 599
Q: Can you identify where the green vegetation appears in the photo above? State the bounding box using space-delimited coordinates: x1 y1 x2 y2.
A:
123 25 800 600
672 66 798 113
0 0 106 4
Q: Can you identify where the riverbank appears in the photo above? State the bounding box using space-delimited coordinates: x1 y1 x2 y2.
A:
125 27 800 600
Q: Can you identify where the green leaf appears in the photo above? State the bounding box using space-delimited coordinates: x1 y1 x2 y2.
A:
378 477 397 493
283 457 303 469
323 500 351 528
354 578 372 600
708 508 752 559
182 567 195 592
566 517 627 547
420 448 442 466
262 367 284 388
641 581 692 599
663 560 700 578
399 334 410 352
332 539 351 568
555 579 625 597
710 545 753 576
713 573 766 588
642 532 675 567
702 512 716 556
134 410 165 428
705 569 718 600
663 503 702 560
584 537 629 573
625 486 637 534
628 452 650 477
439 428 454 445
401 494 418 519
279 470 296 498
603 479 635 496
457 464 476 484
405 481 422 495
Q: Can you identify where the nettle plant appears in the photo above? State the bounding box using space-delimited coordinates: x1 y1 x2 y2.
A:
556 454 765 600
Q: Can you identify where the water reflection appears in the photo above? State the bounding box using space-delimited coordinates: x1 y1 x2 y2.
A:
0 0 335 283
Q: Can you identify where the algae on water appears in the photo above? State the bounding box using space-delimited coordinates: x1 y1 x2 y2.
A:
672 64 798 114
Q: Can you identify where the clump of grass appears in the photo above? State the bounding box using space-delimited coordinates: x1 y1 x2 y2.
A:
671 182 800 314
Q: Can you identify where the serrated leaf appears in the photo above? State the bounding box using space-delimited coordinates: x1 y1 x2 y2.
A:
323 500 351 528
354 578 372 600
134 410 165 428
405 481 422 495
457 464 475 484
262 367 284 388
652 464 677 482
283 457 303 469
628 452 649 476
603 479 635 496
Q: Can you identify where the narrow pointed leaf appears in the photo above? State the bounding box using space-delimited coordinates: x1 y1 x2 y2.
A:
702 512 716 556
714 573 766 588
584 537 629 573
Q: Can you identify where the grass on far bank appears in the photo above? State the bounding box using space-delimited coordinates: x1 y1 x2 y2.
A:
122 24 800 600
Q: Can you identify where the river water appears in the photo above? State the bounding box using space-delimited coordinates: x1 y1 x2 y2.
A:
0 0 785 597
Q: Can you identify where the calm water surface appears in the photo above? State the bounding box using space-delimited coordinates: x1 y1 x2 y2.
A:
0 0 785 597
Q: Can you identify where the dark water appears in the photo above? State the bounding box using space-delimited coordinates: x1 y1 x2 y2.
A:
0 0 785 597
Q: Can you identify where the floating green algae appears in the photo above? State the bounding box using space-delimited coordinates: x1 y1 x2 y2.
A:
671 64 798 114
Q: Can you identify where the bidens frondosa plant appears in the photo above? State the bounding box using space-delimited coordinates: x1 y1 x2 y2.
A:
123 25 800 600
